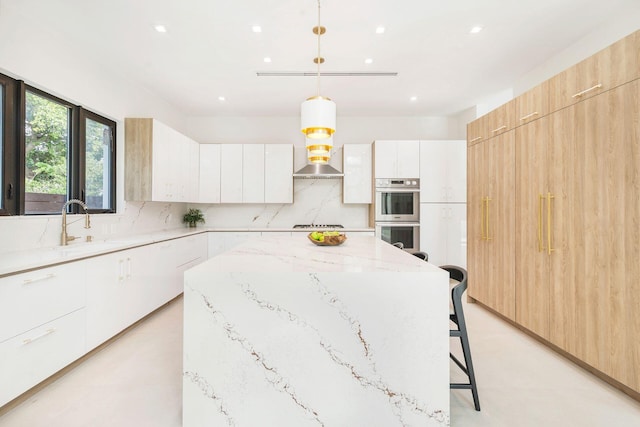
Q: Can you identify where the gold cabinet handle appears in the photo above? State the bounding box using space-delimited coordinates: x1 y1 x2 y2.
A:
486 197 492 241
520 112 539 121
547 192 555 254
480 197 486 240
470 136 483 143
538 194 544 252
491 125 507 133
572 83 603 98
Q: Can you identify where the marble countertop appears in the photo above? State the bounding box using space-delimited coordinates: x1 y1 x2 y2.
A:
183 235 450 426
0 227 375 277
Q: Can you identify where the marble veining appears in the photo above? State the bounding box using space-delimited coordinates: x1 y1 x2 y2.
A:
183 236 450 426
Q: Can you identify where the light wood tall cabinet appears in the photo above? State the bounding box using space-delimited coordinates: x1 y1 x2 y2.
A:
468 29 640 396
466 131 516 321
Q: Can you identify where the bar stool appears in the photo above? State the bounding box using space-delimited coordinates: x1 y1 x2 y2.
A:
412 251 429 261
391 242 404 249
440 265 481 411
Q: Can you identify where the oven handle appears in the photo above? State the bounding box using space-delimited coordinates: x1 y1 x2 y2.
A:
375 188 420 193
375 222 420 227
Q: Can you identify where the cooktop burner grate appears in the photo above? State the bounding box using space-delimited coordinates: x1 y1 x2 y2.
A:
293 224 344 229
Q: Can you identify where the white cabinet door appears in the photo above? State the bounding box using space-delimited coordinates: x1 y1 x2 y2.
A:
0 309 86 406
374 141 397 178
420 203 467 268
242 144 265 203
374 140 419 178
396 140 420 178
220 144 243 203
265 144 293 203
0 262 86 344
199 144 221 203
187 139 200 202
420 140 466 202
151 120 172 201
343 144 372 204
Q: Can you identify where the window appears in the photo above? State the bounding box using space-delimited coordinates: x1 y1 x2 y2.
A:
0 72 116 215
24 89 72 214
80 111 115 212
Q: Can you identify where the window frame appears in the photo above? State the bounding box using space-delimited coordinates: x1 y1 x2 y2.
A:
78 109 117 214
0 72 116 216
0 74 18 216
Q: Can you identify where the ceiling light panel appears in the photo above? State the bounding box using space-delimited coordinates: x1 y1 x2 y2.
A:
252 25 262 33
153 24 167 33
470 26 483 34
375 26 385 34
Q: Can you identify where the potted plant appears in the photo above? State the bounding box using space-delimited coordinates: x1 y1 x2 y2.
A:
183 208 205 227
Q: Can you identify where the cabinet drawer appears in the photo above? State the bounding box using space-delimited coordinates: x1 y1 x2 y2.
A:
0 308 86 406
0 262 86 343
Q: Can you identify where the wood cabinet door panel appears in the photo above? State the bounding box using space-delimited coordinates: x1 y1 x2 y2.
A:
515 117 550 339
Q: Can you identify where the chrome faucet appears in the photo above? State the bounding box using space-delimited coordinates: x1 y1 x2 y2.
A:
61 199 92 246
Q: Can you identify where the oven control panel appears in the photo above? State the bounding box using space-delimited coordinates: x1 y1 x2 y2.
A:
375 178 420 189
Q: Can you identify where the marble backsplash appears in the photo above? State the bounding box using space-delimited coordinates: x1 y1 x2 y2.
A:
196 178 369 229
0 179 369 255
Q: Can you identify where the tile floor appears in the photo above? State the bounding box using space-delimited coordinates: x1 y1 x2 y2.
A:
1 295 639 427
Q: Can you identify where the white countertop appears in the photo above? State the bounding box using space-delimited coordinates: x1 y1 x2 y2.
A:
0 227 375 277
183 235 450 426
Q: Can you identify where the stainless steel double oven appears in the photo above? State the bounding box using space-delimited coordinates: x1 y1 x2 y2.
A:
374 178 420 253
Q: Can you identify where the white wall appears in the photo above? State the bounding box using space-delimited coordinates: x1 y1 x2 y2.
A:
187 115 454 146
0 4 188 253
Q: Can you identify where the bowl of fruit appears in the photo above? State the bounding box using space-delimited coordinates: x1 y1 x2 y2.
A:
308 230 347 246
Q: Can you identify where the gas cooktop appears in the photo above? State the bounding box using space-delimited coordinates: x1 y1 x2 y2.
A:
293 224 344 229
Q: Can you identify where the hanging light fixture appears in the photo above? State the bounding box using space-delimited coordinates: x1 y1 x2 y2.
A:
300 0 336 151
306 136 333 164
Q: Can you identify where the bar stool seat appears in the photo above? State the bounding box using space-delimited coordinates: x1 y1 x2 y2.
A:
440 265 481 411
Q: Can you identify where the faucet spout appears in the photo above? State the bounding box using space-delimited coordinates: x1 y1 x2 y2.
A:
61 199 91 246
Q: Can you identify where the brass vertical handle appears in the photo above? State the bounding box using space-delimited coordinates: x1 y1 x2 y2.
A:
547 192 555 254
538 194 544 252
480 197 485 240
486 197 492 241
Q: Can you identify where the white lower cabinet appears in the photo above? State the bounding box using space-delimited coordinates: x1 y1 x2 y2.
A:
0 309 86 406
0 262 86 344
0 234 207 406
419 203 467 268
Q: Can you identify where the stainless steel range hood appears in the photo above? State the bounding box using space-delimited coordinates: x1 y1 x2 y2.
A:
293 163 344 179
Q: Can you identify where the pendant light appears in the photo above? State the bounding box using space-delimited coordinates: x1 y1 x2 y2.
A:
300 0 336 155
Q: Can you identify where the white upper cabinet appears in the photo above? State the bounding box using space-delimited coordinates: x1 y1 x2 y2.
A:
374 140 420 178
125 118 200 203
419 140 466 202
220 144 293 204
242 144 265 203
199 144 221 203
220 144 243 203
343 143 372 204
264 144 293 203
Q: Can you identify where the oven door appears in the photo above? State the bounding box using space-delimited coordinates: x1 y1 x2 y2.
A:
375 189 420 222
375 222 420 253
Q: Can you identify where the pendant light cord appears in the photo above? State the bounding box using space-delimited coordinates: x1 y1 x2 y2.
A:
316 0 321 97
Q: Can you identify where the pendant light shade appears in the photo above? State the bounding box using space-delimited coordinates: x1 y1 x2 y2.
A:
301 96 336 139
306 136 333 164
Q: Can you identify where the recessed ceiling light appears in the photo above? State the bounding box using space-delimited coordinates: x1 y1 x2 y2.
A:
263 57 272 63
410 96 418 101
252 25 262 33
218 96 226 101
364 58 373 64
375 26 385 34
470 26 483 34
154 24 167 33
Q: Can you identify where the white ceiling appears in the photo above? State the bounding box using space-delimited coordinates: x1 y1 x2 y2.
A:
7 0 640 117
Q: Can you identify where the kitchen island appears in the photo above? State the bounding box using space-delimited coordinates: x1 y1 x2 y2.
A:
183 235 450 426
